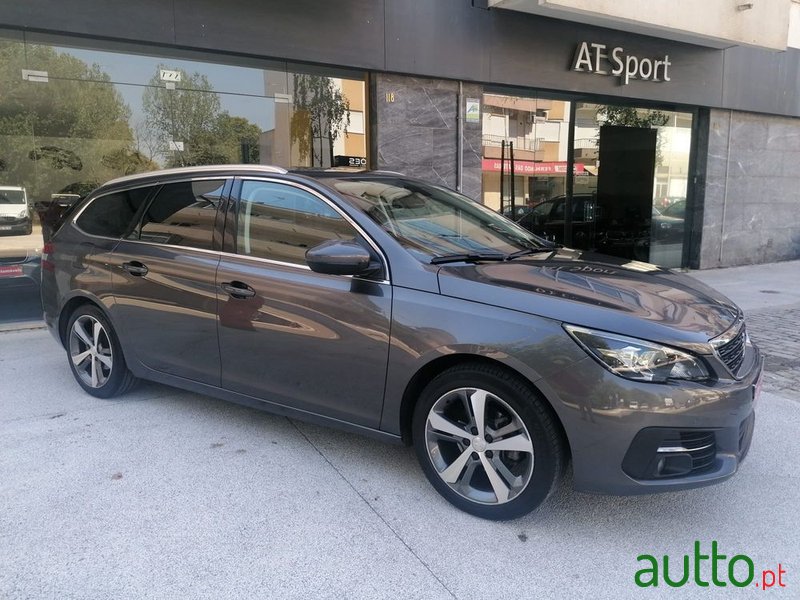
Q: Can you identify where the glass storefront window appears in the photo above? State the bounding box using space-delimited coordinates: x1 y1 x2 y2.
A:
481 92 694 269
571 103 693 268
0 35 369 326
480 95 571 218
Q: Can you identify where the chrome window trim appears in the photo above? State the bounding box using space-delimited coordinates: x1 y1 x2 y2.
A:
70 173 391 285
233 176 391 284
217 249 391 286
71 176 228 242
101 237 390 286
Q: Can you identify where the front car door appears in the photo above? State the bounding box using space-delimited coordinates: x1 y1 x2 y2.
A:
108 178 228 385
216 178 392 428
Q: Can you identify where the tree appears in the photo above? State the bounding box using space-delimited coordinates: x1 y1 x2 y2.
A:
141 67 262 167
212 113 261 164
595 105 669 129
0 40 139 202
594 105 670 165
142 66 221 167
290 74 350 167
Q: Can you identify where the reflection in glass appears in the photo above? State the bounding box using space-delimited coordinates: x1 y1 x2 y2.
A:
480 95 571 218
0 35 369 324
238 181 356 264
572 103 692 268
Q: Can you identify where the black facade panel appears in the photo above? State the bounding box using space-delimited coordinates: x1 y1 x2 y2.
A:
172 0 386 70
483 10 723 107
722 45 800 117
383 2 723 109
384 0 492 81
0 0 176 45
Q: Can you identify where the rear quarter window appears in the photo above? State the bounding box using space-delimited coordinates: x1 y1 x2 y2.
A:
75 187 153 238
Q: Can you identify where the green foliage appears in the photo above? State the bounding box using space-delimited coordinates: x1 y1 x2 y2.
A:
0 40 138 201
596 105 669 129
101 148 159 175
290 74 350 167
142 66 261 167
595 105 670 165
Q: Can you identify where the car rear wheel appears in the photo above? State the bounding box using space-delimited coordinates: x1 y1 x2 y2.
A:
66 305 136 398
413 363 564 520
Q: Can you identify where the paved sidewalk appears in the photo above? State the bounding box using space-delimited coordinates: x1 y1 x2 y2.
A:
1 260 798 599
690 259 800 401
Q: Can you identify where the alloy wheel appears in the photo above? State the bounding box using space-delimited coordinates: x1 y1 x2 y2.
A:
425 387 534 505
69 315 113 388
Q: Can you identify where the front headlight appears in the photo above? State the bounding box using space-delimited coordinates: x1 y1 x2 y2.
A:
564 325 709 383
17 208 28 219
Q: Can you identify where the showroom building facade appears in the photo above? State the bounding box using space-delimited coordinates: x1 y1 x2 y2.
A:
1 0 800 325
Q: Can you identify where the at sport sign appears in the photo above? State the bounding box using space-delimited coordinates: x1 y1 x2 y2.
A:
572 42 672 85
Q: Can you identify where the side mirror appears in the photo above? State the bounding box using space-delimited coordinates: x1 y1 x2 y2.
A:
306 240 373 276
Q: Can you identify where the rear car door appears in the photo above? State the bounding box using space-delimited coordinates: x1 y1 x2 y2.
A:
108 178 228 386
216 178 392 427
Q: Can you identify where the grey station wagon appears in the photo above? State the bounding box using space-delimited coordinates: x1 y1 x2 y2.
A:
41 165 762 520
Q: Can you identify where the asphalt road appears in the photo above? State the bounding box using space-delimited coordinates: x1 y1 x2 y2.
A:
1 326 798 599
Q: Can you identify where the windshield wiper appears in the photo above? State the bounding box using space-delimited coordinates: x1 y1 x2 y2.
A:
430 252 507 265
505 246 558 260
431 245 561 265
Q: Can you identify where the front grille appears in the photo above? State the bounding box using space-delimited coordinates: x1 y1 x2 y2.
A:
0 216 22 223
717 324 746 375
661 430 717 474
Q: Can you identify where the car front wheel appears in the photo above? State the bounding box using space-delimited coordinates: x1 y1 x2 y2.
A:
413 363 565 520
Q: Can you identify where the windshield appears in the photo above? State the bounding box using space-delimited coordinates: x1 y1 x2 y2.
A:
329 177 548 260
0 189 26 204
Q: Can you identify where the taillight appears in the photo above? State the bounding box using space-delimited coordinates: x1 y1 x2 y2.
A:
42 242 55 272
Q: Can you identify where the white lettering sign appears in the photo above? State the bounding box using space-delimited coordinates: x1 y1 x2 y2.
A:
159 69 182 83
572 42 671 85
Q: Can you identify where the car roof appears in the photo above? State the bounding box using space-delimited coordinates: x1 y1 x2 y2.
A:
101 164 289 188
95 165 409 193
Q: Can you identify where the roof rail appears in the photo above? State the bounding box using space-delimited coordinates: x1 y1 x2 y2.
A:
369 170 405 176
103 164 289 187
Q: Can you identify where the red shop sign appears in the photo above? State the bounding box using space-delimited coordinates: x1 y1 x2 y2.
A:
481 159 585 175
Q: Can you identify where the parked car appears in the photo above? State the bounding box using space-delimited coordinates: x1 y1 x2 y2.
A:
662 199 686 219
41 166 761 520
36 182 100 242
0 245 42 322
517 194 683 259
0 186 33 236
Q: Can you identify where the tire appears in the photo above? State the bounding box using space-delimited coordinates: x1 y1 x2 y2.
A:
412 362 565 520
65 304 137 398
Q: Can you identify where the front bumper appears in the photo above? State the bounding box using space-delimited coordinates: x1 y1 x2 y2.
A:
0 217 32 235
537 343 763 495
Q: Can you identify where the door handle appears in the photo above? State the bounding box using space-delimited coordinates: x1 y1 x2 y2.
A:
122 261 148 276
221 281 256 299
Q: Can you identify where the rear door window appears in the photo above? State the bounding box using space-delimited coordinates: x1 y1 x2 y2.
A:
134 180 226 250
75 187 152 238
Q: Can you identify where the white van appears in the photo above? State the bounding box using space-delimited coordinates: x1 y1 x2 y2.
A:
0 186 32 236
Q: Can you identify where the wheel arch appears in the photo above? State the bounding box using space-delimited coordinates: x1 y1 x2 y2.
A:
397 353 572 463
58 294 116 348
